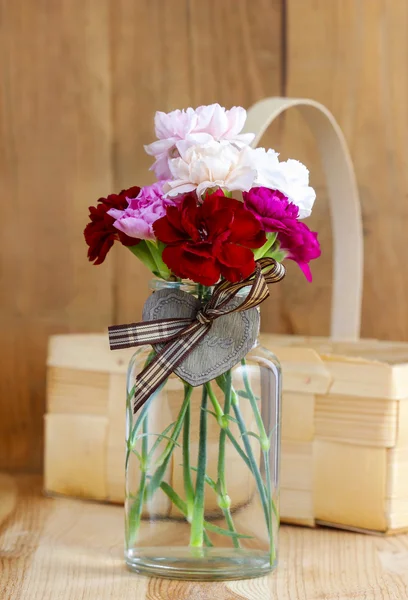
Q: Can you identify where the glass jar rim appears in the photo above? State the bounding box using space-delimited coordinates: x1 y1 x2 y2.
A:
149 278 252 298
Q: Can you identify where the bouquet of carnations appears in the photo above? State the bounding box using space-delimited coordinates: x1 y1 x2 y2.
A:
84 104 320 579
85 103 319 283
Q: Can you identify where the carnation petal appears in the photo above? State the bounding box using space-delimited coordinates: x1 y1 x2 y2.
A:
154 111 175 139
168 156 192 181
150 155 173 180
146 104 254 175
233 132 256 146
229 209 266 248
296 261 313 282
225 166 257 192
165 181 197 197
144 138 175 157
225 106 247 136
113 216 152 240
153 215 185 243
162 244 220 286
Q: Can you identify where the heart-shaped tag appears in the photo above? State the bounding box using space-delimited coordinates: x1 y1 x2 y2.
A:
142 288 259 386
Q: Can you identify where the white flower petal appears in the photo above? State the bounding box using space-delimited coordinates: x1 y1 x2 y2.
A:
196 180 222 196
168 156 191 180
233 132 256 146
164 181 197 197
225 166 257 192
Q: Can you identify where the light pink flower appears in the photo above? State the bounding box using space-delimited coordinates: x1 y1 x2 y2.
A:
164 140 256 198
144 104 255 179
108 182 175 241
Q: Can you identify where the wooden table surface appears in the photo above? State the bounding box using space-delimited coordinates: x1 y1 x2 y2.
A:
1 475 408 600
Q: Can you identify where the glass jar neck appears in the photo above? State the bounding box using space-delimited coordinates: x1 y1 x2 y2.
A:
149 278 253 301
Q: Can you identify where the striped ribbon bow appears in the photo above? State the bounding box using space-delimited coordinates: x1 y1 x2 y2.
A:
109 257 285 413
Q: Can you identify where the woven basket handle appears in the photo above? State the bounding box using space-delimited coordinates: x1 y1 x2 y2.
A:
244 97 363 340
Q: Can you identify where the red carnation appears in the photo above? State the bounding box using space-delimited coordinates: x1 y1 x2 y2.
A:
84 186 141 265
153 191 267 285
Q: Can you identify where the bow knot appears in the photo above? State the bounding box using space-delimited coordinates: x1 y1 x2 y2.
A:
109 257 285 413
195 310 212 326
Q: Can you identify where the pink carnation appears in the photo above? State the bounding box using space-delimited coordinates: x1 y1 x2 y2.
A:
144 104 255 180
108 182 175 241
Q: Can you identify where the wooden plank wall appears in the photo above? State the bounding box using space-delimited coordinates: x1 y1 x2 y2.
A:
1 0 407 471
273 1 408 339
0 0 282 471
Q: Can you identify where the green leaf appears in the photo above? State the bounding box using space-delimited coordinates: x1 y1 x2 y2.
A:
236 390 260 401
146 240 171 279
190 466 217 492
223 414 240 425
241 430 263 443
148 421 177 460
215 375 226 393
132 432 180 454
254 232 278 260
160 482 188 516
269 248 286 262
130 448 142 461
128 241 157 272
204 522 253 539
202 409 219 420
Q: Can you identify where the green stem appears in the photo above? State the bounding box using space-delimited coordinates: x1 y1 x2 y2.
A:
145 383 193 499
224 428 252 470
207 382 251 469
216 376 271 533
190 386 208 547
160 482 251 542
264 449 276 564
233 402 270 530
205 382 224 424
126 414 148 547
241 358 269 451
241 358 276 563
182 388 195 520
215 373 239 548
203 531 214 547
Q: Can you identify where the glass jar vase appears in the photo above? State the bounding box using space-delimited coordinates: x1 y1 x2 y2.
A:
124 280 282 580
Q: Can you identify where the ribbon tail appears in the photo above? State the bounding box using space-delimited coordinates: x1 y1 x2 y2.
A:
132 322 210 413
108 317 194 350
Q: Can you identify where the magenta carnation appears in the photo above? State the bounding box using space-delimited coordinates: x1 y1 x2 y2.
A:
243 187 299 232
108 181 176 241
243 186 320 281
279 222 321 282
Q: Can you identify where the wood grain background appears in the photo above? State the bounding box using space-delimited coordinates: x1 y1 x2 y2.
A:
1 0 407 472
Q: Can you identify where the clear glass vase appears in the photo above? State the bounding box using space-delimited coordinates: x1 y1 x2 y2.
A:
124 280 282 581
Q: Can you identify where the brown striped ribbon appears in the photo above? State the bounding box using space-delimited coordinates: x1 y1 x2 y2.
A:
109 257 285 413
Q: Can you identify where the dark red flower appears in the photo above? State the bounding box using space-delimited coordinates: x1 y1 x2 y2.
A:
153 191 267 285
84 186 141 265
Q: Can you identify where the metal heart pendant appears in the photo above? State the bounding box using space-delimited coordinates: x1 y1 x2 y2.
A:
142 288 259 387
